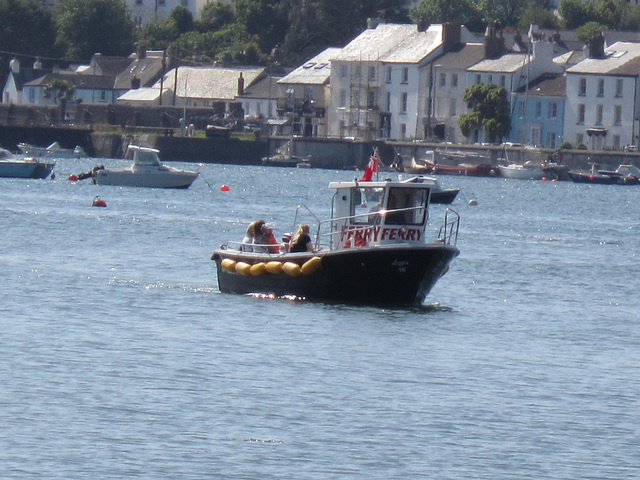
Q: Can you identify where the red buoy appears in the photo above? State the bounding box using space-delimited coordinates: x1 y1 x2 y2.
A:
92 196 107 207
68 174 78 181
220 184 230 192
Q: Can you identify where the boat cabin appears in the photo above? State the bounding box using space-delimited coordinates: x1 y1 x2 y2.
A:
328 178 435 249
125 145 162 167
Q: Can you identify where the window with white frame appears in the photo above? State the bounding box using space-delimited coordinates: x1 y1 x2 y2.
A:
475 74 481 84
400 123 407 139
449 97 456 116
615 78 623 97
100 90 107 102
339 89 346 107
579 77 586 96
341 65 347 79
386 92 391 111
452 73 458 88
548 132 556 148
368 66 376 81
386 66 392 83
535 102 541 118
367 90 376 108
439 72 446 87
548 102 557 118
500 75 506 87
576 133 584 145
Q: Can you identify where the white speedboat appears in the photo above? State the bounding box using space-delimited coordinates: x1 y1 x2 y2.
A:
498 161 546 180
0 148 55 179
93 145 198 189
17 141 85 158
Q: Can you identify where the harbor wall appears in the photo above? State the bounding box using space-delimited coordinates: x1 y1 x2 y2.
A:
2 124 640 172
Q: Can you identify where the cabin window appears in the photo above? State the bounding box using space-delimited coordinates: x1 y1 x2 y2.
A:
386 187 428 225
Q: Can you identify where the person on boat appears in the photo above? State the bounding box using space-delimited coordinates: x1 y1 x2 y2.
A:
240 221 257 252
254 222 279 253
289 224 314 253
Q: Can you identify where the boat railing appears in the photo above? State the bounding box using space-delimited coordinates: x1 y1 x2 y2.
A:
314 205 428 250
437 208 460 246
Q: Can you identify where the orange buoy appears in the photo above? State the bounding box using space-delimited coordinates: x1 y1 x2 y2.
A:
68 174 78 181
92 196 107 207
220 184 230 192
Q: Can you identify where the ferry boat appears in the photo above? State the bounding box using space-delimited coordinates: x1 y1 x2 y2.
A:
211 176 460 306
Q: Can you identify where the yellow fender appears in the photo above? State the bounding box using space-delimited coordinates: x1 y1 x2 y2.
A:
282 261 301 276
265 261 283 274
250 262 267 276
221 258 236 272
235 261 252 276
301 256 322 275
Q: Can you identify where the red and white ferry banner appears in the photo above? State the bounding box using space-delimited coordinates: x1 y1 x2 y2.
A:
340 225 422 248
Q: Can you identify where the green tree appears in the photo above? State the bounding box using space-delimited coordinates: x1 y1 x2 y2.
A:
478 0 529 27
459 83 511 144
517 5 560 32
197 1 235 32
409 0 481 29
170 5 195 35
44 77 75 122
575 21 606 43
56 0 135 60
0 0 57 78
559 0 594 30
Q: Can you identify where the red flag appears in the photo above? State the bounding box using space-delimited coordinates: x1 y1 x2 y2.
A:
359 149 380 182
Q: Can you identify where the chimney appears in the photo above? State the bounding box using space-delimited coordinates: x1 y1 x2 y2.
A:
417 20 430 32
367 17 382 29
131 75 141 89
588 31 605 59
9 58 20 74
442 23 461 53
484 24 505 59
33 57 42 69
136 42 147 59
237 72 244 96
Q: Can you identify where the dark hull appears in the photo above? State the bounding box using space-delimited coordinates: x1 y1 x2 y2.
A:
431 189 459 204
212 245 459 306
568 172 639 185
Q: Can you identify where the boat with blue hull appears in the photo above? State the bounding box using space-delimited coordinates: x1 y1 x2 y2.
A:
212 176 460 306
0 148 55 179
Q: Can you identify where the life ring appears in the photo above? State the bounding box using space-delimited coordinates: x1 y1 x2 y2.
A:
301 256 322 275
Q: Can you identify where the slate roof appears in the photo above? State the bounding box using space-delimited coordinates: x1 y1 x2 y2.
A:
435 43 485 70
241 75 286 99
279 48 340 85
9 68 48 90
331 23 443 64
567 41 640 76
468 53 528 73
26 73 116 90
158 66 265 100
114 51 166 89
513 73 566 96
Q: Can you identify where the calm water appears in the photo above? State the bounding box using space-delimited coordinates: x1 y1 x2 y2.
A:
1 157 639 479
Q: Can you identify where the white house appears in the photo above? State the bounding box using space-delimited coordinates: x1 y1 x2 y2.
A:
2 58 48 104
565 39 640 150
275 47 339 137
327 23 476 141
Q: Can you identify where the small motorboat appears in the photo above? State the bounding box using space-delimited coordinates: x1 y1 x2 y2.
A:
0 148 55 179
498 161 546 180
92 145 199 189
569 164 640 185
262 140 311 167
211 176 460 306
17 141 85 158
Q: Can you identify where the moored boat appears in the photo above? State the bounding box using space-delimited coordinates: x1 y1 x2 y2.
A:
498 161 546 180
569 164 640 185
91 145 199 189
211 176 460 306
17 141 85 158
0 148 55 179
